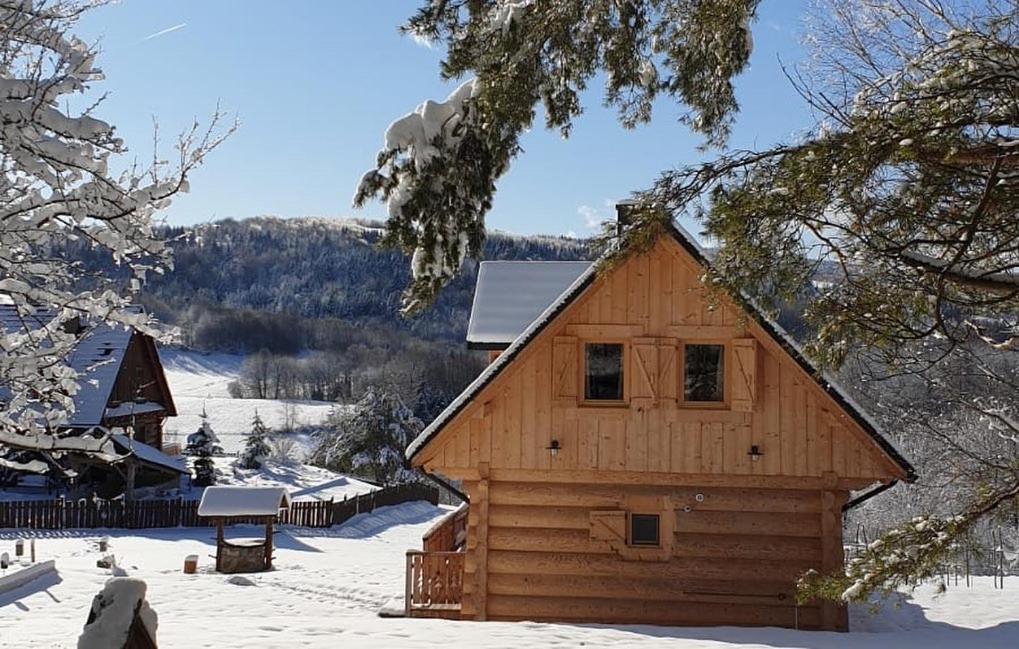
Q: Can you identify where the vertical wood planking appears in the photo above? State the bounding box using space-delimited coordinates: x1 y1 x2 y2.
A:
534 342 552 471
625 410 649 472
520 356 537 469
759 353 781 475
793 380 808 475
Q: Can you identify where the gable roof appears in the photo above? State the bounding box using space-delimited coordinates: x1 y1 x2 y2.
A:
0 305 174 428
65 322 135 427
467 261 592 349
198 486 292 517
407 222 915 482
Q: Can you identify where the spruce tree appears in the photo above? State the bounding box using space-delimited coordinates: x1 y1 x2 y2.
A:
239 411 272 470
310 387 423 485
186 409 221 487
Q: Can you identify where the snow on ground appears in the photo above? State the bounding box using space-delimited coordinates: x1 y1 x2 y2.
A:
179 458 378 502
160 348 338 458
1 501 1017 649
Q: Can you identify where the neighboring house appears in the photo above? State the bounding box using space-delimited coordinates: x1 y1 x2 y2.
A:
0 305 186 497
403 206 914 630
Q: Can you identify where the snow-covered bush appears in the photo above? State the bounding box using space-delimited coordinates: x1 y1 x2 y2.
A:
238 411 272 470
310 387 423 484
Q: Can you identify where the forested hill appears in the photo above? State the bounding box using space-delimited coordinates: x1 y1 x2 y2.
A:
61 216 592 352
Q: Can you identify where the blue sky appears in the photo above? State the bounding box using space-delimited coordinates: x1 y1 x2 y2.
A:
76 1 815 237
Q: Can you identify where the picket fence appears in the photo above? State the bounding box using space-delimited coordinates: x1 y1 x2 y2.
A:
0 482 439 531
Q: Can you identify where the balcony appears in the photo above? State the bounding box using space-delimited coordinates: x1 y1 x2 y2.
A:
405 504 467 618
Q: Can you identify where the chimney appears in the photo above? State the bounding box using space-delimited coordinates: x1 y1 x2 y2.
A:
61 314 84 336
615 199 639 237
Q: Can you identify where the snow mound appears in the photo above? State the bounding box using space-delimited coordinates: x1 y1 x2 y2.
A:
77 577 156 649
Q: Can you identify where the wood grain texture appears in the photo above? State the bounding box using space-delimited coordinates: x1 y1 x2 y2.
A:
420 240 901 483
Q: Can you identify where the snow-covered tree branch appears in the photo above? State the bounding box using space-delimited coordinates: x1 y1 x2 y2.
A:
0 1 233 461
356 0 758 313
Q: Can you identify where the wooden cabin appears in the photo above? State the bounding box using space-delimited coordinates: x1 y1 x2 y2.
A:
403 210 914 630
0 306 183 497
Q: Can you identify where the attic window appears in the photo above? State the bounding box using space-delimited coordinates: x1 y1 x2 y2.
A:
629 513 660 547
584 343 624 401
684 344 724 402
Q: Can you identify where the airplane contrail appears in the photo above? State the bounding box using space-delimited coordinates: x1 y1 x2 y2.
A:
141 23 187 42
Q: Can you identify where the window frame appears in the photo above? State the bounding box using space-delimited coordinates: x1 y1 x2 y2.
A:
627 512 661 548
679 341 729 408
580 340 629 407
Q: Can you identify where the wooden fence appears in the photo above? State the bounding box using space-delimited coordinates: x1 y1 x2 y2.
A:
405 550 465 615
422 504 468 552
0 482 439 531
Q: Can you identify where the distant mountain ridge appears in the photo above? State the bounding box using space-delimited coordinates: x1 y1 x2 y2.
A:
59 216 593 348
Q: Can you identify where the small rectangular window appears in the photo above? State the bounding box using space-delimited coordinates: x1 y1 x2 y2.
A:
629 513 660 547
585 343 624 401
684 344 724 402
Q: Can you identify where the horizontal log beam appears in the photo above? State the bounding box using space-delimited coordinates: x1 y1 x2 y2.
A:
486 594 819 628
488 550 816 583
487 572 801 606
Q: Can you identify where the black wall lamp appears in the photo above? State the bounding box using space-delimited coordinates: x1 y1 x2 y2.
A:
547 439 561 458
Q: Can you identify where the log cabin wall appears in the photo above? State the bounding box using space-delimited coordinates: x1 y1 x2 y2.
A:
458 477 848 629
414 237 904 630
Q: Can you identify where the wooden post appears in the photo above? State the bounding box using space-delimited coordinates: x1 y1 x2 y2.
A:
820 473 849 631
124 461 137 504
265 517 274 570
405 552 413 616
215 518 224 573
474 463 490 621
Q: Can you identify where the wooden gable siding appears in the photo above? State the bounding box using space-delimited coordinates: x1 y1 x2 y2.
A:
109 334 169 407
418 239 900 484
106 333 173 449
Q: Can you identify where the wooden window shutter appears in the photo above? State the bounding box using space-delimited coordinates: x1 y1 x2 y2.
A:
657 338 678 403
589 510 626 543
552 336 579 401
632 338 658 400
731 338 757 412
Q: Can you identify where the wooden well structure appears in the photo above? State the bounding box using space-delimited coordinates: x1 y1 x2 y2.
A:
197 486 291 573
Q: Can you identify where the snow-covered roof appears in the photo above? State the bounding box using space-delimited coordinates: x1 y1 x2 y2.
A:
408 222 915 482
198 486 292 518
111 434 188 474
0 305 172 428
65 322 134 427
104 401 167 419
467 261 592 348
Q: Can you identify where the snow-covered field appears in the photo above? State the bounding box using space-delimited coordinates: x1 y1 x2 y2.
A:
1 500 1017 649
160 349 337 458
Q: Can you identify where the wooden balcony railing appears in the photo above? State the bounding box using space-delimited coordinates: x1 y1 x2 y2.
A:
405 550 464 617
421 503 468 552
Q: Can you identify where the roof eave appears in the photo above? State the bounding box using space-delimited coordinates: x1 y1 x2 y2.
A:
466 340 511 351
